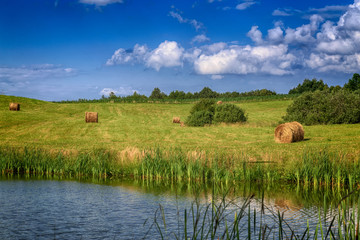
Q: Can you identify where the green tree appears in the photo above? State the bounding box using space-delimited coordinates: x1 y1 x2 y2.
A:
344 73 360 91
198 87 219 98
109 91 117 99
150 87 167 99
289 79 328 94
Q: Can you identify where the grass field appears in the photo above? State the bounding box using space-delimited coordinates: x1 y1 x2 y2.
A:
1 94 360 161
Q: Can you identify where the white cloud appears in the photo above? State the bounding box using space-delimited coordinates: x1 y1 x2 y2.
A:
193 44 295 76
310 5 348 13
146 41 184 71
105 0 360 76
0 64 76 82
191 34 210 44
79 0 123 6
247 26 263 44
306 53 360 72
284 15 323 45
272 9 292 16
169 11 204 31
100 87 137 96
106 44 148 66
236 1 256 10
267 26 284 43
107 41 184 71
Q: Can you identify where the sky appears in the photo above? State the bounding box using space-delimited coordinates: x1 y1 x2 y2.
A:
1 0 359 101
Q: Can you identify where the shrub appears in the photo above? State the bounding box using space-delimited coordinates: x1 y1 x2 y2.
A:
214 103 247 123
283 90 360 125
186 110 213 127
190 99 216 115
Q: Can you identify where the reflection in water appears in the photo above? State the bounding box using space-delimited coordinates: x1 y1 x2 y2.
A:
0 175 358 239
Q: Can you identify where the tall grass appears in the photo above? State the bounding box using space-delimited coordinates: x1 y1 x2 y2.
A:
1 147 360 188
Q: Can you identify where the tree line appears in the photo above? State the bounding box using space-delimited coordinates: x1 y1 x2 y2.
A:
103 87 277 101
288 73 360 94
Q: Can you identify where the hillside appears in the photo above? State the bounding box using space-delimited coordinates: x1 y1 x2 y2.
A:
1 95 360 160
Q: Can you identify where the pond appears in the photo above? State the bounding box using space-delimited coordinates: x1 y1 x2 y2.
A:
0 176 358 239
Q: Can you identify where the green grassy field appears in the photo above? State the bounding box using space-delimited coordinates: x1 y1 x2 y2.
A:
1 94 360 161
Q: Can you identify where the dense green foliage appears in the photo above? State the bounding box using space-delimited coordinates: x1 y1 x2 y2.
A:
288 78 328 94
344 73 360 91
189 99 216 114
214 103 247 123
149 87 167 99
283 90 360 125
187 100 247 126
185 110 214 127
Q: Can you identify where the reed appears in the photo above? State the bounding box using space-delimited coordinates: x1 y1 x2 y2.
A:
1 147 360 187
146 189 360 240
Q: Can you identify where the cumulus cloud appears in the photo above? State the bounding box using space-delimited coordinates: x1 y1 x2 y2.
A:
79 0 123 6
146 41 184 71
169 11 204 31
284 14 323 45
0 64 76 82
106 0 360 76
306 53 360 72
247 26 263 44
106 41 184 71
100 87 138 96
193 44 295 76
267 26 284 43
106 44 148 66
236 1 257 10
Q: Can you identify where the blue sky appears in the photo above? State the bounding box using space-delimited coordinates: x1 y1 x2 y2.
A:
0 0 359 100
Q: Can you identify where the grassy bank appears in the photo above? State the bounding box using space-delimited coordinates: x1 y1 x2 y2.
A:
1 95 360 185
1 95 360 158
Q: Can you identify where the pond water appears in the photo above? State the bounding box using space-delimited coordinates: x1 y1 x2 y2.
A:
0 176 357 239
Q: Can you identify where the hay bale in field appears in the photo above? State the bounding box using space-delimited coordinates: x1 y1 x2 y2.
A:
85 112 98 123
217 101 223 105
274 121 304 143
173 117 181 123
9 103 20 111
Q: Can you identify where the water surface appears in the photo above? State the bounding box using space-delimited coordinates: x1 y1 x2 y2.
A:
0 176 356 239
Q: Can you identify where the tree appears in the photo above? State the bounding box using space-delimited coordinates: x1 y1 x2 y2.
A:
344 73 360 91
109 91 117 99
198 87 219 98
289 79 328 94
150 87 167 99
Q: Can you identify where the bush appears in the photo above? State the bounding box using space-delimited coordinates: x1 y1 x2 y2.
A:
186 110 213 127
214 104 247 123
190 99 216 115
283 90 360 125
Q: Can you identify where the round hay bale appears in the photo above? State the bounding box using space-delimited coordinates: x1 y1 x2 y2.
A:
85 112 98 123
217 101 223 105
274 121 304 143
172 117 181 123
9 103 20 111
